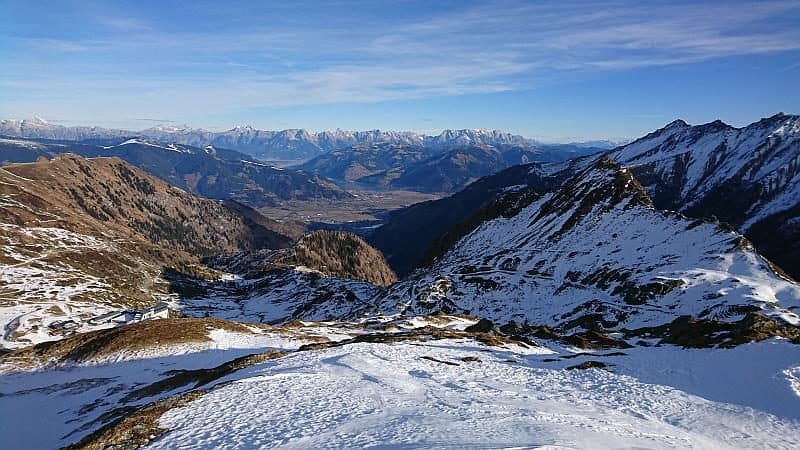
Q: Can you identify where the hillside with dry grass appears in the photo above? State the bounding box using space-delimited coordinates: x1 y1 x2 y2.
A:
0 154 300 347
273 230 398 287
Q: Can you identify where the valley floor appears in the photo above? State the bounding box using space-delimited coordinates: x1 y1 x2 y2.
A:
256 189 440 225
0 318 798 449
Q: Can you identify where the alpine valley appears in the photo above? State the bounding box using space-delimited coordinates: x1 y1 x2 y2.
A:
1 114 799 450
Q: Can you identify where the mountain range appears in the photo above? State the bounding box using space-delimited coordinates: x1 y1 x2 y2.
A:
296 142 603 193
0 117 612 161
0 136 349 207
374 156 800 333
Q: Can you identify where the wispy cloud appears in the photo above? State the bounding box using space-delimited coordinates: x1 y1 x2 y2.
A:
2 0 799 129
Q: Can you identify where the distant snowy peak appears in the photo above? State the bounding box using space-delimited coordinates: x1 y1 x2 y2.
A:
106 138 193 153
0 118 540 159
0 118 131 141
423 128 530 148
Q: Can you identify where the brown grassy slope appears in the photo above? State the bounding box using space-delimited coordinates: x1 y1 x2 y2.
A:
0 154 297 305
1 154 295 256
0 318 254 368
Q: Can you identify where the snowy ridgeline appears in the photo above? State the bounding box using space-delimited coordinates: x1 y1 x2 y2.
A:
0 317 798 449
378 160 800 329
613 113 800 230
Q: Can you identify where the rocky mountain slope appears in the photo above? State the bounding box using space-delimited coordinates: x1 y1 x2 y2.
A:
0 155 298 347
612 113 800 279
298 141 603 193
372 157 800 333
357 145 544 193
0 136 350 207
273 231 397 287
368 161 562 275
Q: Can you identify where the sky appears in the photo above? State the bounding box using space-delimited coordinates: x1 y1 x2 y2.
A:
1 0 799 142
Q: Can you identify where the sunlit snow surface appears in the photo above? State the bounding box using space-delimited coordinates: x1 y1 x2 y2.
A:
148 339 800 450
2 320 798 449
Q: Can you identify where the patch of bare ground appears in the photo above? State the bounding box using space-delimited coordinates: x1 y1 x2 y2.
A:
624 313 800 348
566 360 608 370
121 350 287 403
420 355 460 366
1 318 253 370
499 320 632 349
298 325 539 351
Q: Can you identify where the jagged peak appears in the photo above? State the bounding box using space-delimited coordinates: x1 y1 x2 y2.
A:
754 112 800 127
693 119 733 133
532 156 653 237
578 156 652 204
665 119 689 129
230 124 256 132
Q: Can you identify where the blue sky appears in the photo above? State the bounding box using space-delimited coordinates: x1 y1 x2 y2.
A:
1 0 799 141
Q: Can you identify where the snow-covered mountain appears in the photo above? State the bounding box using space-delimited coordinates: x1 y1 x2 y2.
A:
0 117 132 141
373 157 800 332
145 127 538 160
613 113 800 279
1 117 544 160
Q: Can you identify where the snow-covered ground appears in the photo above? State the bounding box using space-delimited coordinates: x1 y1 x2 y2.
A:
178 266 381 324
0 323 354 448
150 338 800 449
0 225 127 348
1 320 798 449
